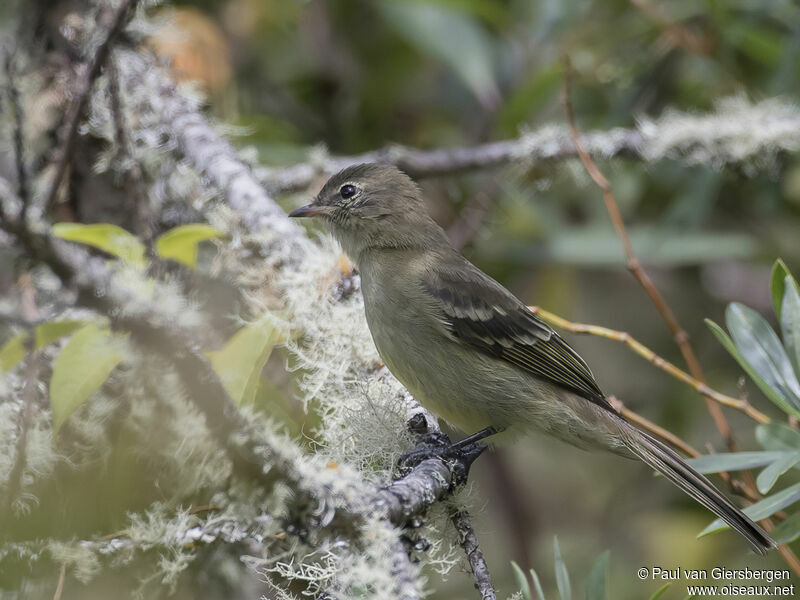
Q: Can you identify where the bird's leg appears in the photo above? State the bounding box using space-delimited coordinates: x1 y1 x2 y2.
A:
397 424 502 486
447 425 504 452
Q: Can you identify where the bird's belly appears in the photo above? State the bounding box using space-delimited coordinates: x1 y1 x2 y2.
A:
361 275 622 450
368 314 616 448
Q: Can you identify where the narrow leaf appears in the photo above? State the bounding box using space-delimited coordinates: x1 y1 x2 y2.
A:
699 481 800 536
586 551 609 600
781 276 800 377
649 584 671 600
756 452 800 494
52 223 146 267
553 537 571 600
769 511 800 545
756 422 800 451
0 333 27 372
207 321 275 406
511 561 532 600
50 324 126 433
155 224 221 269
726 303 800 411
706 319 800 418
686 451 791 473
771 259 792 320
530 569 547 600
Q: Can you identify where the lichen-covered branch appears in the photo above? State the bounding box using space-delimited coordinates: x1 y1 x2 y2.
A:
449 508 496 600
256 97 800 193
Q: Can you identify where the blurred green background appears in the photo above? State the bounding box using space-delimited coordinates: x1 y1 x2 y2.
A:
6 0 800 597
151 0 800 597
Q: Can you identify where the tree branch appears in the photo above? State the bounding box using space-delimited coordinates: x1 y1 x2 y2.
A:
255 98 800 194
529 306 770 424
449 507 496 600
41 0 140 213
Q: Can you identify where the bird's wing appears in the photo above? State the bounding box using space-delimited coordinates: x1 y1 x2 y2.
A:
422 258 613 411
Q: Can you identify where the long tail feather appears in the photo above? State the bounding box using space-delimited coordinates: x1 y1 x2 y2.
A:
619 419 775 555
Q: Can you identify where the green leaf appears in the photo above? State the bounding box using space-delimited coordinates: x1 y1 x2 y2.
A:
769 511 800 545
155 224 222 269
511 561 532 600
52 223 146 267
50 323 126 433
771 259 792 320
726 303 800 411
781 276 800 377
699 481 800 536
530 568 547 600
375 0 499 109
0 333 27 372
586 551 609 600
553 537 571 600
686 451 790 473
757 452 800 494
649 584 671 600
207 321 275 406
34 320 86 349
706 319 800 418
0 320 86 373
756 422 800 451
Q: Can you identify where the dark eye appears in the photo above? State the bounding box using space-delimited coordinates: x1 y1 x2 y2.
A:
340 184 357 200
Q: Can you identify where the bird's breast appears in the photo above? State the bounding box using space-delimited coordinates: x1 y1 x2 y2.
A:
359 261 520 433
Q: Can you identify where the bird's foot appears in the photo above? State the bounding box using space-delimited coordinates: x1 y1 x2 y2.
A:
396 431 487 486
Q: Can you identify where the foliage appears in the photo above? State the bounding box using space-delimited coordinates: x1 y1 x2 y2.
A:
512 540 608 600
689 260 800 541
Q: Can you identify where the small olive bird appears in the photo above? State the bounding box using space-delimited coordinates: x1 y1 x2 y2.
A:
289 163 774 554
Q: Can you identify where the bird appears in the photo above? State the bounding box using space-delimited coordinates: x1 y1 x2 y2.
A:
289 162 775 555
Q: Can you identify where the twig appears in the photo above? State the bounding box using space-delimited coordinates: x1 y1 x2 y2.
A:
41 0 140 213
4 48 29 219
449 507 496 600
5 337 39 514
561 67 800 574
560 63 737 450
52 563 66 600
608 396 700 458
5 273 40 513
529 306 770 424
446 190 495 251
627 0 713 55
107 55 152 239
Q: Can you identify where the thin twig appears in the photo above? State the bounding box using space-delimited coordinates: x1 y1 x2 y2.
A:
561 63 737 450
447 190 495 251
561 67 800 574
529 306 770 424
627 0 713 55
4 48 30 219
6 339 39 514
52 563 66 600
448 507 496 600
607 396 700 457
107 55 152 239
5 274 40 513
41 0 140 213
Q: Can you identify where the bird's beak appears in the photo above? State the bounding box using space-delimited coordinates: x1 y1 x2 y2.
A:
288 204 332 218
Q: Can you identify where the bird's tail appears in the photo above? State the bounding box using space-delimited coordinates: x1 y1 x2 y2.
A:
618 418 775 555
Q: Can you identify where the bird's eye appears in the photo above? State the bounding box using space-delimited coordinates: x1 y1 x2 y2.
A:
340 184 357 200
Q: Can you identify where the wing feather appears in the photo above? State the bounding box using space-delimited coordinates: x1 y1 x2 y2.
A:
423 261 612 412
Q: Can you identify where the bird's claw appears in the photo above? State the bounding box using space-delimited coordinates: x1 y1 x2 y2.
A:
396 431 487 486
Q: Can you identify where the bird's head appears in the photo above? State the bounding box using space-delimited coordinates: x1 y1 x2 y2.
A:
289 163 449 262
